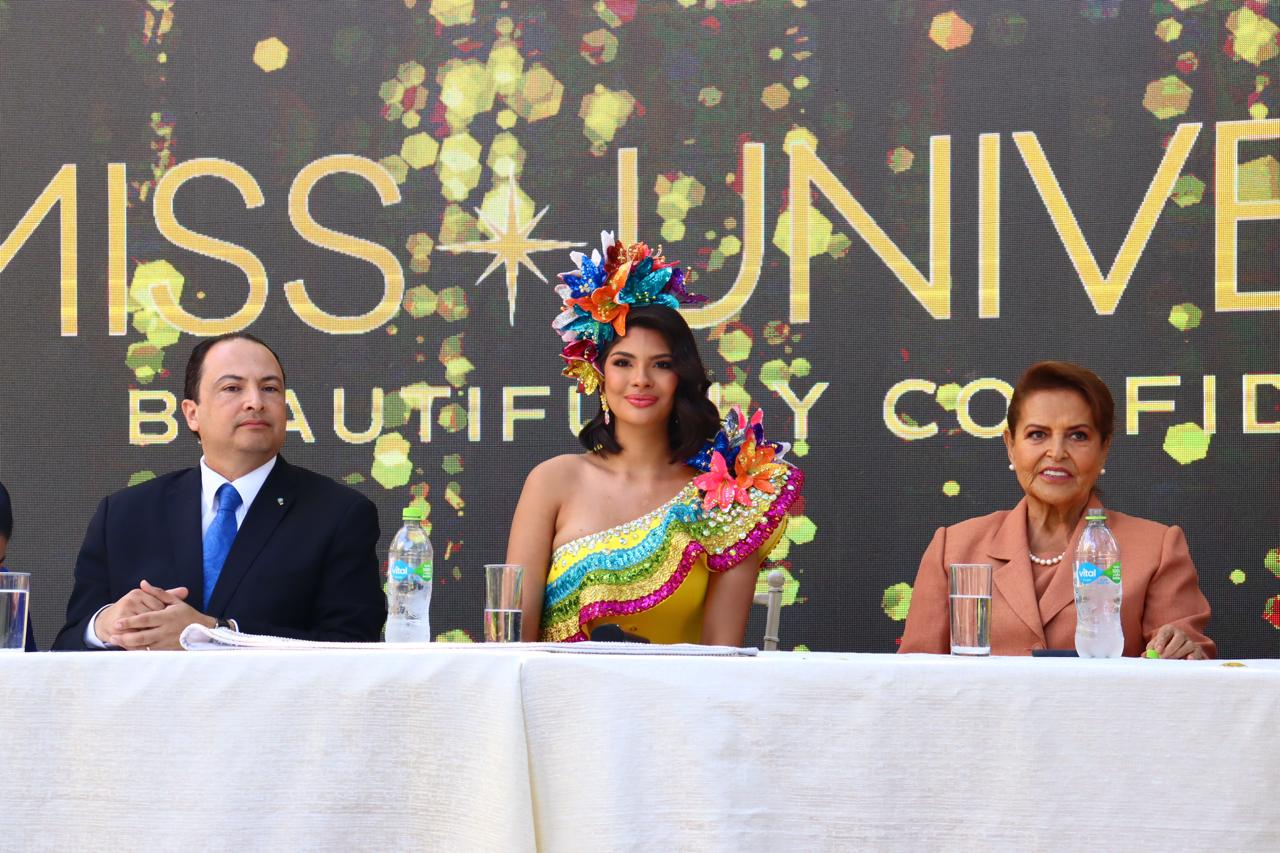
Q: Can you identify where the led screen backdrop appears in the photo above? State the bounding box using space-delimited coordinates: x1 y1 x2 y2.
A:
0 0 1277 656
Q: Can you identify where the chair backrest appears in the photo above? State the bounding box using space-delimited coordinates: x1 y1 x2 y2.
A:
752 569 786 651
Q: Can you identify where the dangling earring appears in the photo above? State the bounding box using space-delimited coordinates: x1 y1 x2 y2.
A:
600 391 611 426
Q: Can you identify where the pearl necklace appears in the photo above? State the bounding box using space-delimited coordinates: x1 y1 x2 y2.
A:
1028 551 1065 566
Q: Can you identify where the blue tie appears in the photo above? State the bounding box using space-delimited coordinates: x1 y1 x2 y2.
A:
203 483 243 609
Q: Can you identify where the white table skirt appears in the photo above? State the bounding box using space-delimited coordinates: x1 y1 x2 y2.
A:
3 649 1277 852
0 647 534 852
519 652 1280 852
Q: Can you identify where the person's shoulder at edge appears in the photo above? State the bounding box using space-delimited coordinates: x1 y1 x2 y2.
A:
526 453 596 485
98 466 196 508
518 454 599 515
286 459 373 507
1101 506 1174 536
1096 507 1186 565
941 505 1016 544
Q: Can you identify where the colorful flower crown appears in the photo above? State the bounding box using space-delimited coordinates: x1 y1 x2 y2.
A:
688 406 791 512
552 231 706 396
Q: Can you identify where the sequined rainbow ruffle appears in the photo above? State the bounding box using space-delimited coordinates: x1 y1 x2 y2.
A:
541 464 804 642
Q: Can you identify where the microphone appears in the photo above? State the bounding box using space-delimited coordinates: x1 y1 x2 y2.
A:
590 623 651 644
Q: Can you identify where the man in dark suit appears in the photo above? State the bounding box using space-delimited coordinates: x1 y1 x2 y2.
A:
53 333 386 650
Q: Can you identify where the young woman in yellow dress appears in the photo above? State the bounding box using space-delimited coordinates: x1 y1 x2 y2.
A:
506 233 803 644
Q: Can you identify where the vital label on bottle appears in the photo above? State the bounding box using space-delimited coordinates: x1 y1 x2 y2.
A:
1076 561 1121 584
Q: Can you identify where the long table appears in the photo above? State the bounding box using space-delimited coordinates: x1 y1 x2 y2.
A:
3 648 1277 851
1 647 535 851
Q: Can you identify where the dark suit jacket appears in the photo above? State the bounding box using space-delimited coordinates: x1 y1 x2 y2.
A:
53 457 386 649
899 497 1214 657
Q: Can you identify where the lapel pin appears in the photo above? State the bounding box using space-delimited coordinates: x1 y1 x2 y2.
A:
277 497 285 506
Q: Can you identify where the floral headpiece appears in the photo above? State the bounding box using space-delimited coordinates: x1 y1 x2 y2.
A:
552 231 706 396
688 406 791 512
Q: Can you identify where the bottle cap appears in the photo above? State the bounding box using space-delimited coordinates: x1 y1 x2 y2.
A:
402 506 424 522
1085 509 1106 522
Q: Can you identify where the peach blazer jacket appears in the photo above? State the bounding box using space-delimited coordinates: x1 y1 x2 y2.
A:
898 498 1215 657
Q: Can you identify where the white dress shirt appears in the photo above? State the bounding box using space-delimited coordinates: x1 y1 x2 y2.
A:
198 455 275 537
85 456 278 648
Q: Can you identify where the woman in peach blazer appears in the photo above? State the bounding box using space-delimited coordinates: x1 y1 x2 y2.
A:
899 362 1214 659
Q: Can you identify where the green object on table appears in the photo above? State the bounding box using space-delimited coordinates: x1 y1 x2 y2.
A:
1144 648 1160 659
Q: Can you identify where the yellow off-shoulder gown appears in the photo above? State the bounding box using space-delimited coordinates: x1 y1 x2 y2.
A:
540 464 803 643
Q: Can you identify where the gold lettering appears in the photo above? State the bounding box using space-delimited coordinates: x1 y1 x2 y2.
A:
614 146 764 328
769 378 828 443
978 133 1000 318
400 384 452 442
284 155 405 334
956 378 1013 439
1215 119 1280 311
1202 374 1217 434
152 158 268 335
617 148 638 245
883 379 939 441
1013 123 1200 315
468 386 482 442
334 387 384 444
788 137 951 321
568 387 588 435
129 389 177 445
1243 373 1280 434
683 143 765 327
284 389 315 443
1125 375 1180 434
0 165 78 335
108 163 128 335
503 386 549 441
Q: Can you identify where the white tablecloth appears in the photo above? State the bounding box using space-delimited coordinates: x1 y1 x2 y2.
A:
3 649 1277 852
0 647 534 852
519 652 1280 852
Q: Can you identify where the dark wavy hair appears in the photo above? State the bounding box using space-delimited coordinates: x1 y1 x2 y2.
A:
579 306 721 462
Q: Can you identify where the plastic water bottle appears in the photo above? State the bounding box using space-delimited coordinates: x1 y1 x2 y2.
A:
1073 509 1123 658
385 506 433 642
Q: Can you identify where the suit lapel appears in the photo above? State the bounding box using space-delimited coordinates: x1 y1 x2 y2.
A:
206 457 297 616
166 469 204 596
988 498 1046 646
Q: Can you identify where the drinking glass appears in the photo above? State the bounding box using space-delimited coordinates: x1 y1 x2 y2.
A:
483 564 524 642
949 563 991 656
0 572 30 653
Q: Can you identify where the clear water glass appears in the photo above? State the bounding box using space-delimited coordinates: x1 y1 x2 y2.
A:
483 564 523 642
0 572 30 652
949 563 991 656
